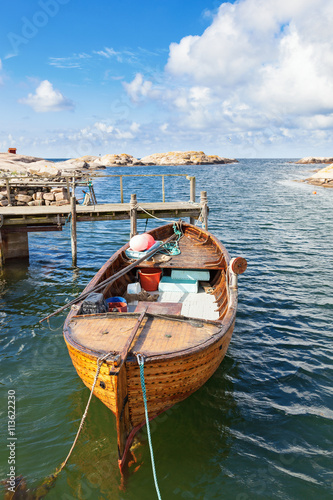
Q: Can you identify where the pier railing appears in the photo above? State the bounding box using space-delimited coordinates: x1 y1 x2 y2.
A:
0 173 196 205
93 173 196 204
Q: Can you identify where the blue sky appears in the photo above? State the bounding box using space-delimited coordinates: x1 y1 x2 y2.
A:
1 0 333 158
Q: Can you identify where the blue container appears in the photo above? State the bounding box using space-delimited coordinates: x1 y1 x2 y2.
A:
106 296 127 312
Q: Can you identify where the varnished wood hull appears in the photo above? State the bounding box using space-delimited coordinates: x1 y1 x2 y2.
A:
63 222 243 470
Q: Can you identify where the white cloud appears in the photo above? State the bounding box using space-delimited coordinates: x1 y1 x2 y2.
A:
123 73 155 102
93 47 119 59
94 122 114 133
49 53 91 69
130 122 140 133
160 0 333 139
19 80 75 112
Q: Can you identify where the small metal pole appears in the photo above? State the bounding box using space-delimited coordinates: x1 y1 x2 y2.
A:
130 194 137 238
71 196 77 266
200 191 208 230
120 176 124 203
189 176 196 225
5 178 12 207
162 175 165 202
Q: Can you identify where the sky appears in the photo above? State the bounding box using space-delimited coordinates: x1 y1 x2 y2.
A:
1 0 333 159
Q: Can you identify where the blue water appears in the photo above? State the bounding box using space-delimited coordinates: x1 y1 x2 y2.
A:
1 159 332 499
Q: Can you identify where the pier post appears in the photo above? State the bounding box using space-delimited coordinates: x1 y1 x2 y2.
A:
66 177 70 198
5 179 12 207
120 176 124 203
71 196 77 266
188 176 196 225
162 175 165 202
200 191 208 230
130 194 137 239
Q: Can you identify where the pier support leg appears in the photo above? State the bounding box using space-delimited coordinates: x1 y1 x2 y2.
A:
0 231 4 266
0 230 29 262
71 196 77 266
130 194 137 239
200 191 208 230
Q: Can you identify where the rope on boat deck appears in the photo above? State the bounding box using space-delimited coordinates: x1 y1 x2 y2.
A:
161 222 182 256
136 353 163 500
135 210 183 256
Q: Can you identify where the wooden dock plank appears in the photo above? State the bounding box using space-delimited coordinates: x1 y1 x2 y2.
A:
0 202 201 227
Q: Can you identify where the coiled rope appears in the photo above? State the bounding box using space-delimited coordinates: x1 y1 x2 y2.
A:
161 222 182 256
136 353 162 500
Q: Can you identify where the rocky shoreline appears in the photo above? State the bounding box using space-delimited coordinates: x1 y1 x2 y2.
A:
300 163 333 189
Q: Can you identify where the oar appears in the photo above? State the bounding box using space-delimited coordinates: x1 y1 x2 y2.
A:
39 233 177 324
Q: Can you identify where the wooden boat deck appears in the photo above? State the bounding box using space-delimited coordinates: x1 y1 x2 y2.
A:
136 233 224 270
68 312 221 358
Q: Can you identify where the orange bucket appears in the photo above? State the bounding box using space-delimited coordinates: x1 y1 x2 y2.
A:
138 268 162 291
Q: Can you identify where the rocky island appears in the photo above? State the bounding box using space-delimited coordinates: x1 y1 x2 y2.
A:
295 157 333 164
76 151 237 167
0 150 237 207
137 151 237 166
0 150 238 174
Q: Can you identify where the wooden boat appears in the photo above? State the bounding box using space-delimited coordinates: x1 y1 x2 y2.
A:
63 222 246 471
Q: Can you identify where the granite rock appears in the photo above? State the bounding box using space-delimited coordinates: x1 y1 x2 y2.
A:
296 157 333 164
310 164 333 180
27 161 60 177
139 151 237 166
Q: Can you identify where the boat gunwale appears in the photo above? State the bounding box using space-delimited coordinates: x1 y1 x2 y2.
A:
80 221 231 295
63 222 238 362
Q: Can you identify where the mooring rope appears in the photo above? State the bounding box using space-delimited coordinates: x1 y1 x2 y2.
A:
137 205 178 223
55 352 110 474
17 353 110 498
136 353 163 500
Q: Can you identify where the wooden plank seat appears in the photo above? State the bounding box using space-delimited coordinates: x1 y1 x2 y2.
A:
134 301 183 316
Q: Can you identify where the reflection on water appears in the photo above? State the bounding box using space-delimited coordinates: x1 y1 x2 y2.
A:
1 160 332 499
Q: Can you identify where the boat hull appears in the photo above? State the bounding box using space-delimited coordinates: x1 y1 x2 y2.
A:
63 222 244 470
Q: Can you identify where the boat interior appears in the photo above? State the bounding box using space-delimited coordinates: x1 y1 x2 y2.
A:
102 226 229 322
66 226 231 359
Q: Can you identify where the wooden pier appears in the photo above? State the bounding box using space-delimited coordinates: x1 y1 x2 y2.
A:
0 174 208 266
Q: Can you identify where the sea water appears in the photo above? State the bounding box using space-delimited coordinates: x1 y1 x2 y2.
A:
0 159 332 499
